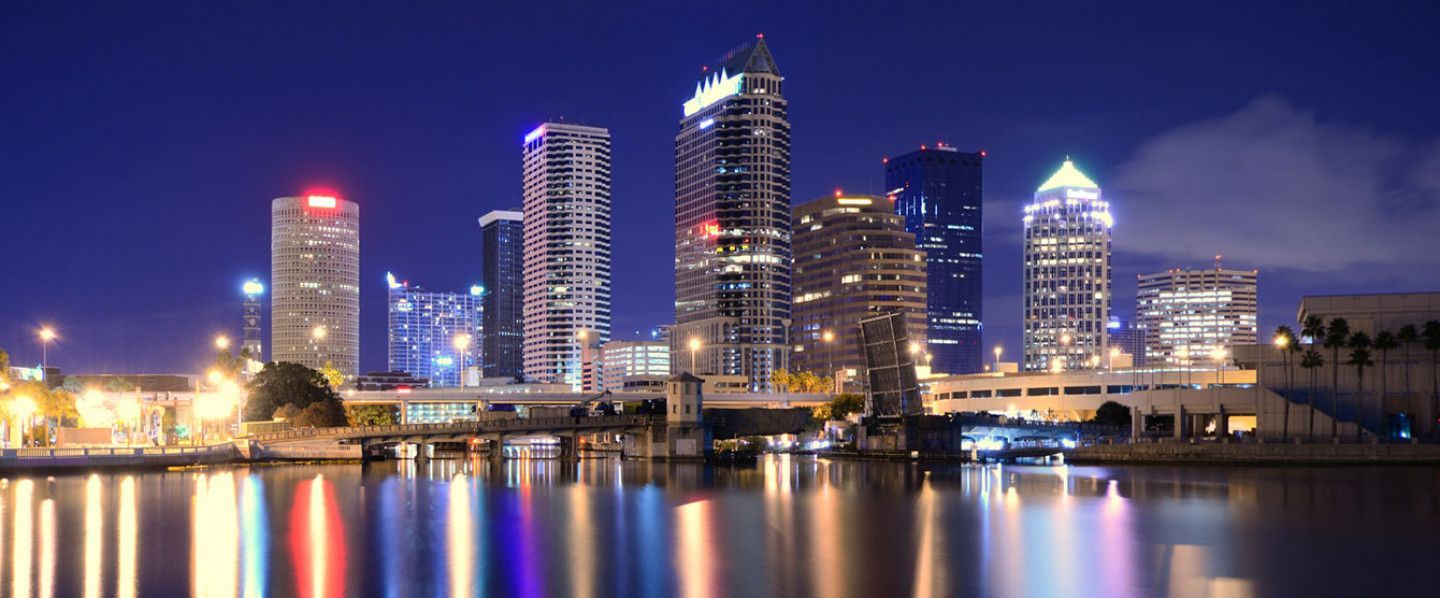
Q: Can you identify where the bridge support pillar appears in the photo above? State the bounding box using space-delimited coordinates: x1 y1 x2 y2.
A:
558 433 580 461
1217 407 1229 438
1131 408 1143 439
1175 407 1188 439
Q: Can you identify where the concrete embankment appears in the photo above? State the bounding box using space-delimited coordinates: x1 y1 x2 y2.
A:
0 440 361 473
1069 442 1440 465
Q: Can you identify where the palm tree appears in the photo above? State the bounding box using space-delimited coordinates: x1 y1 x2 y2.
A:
1274 325 1299 440
1424 321 1440 438
1322 318 1351 439
1398 324 1420 408
1300 349 1324 441
1373 330 1398 438
1346 332 1372 441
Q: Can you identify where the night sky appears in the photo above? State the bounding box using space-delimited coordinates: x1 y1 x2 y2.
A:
3 1 1438 375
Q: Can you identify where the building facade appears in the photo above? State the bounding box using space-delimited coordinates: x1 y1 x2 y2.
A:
479 209 524 380
1107 317 1148 367
241 278 264 361
672 36 792 389
884 145 984 374
1136 267 1258 366
598 340 672 392
270 194 360 377
521 123 613 389
1022 160 1112 372
790 194 928 379
385 273 482 387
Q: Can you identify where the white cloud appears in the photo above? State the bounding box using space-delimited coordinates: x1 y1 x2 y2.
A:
1110 96 1440 275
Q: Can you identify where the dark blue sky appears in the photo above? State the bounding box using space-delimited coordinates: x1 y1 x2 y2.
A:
3 1 1438 374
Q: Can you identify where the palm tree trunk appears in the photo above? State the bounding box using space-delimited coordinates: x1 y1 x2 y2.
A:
1281 353 1291 440
1331 348 1341 440
1379 353 1388 439
1355 368 1365 442
1308 370 1316 441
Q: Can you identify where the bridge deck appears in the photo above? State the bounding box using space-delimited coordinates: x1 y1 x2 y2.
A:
249 414 667 444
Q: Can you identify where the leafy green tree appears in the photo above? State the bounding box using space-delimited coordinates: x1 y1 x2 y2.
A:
290 400 348 428
244 361 343 423
0 347 10 379
1322 318 1351 438
1091 401 1131 428
104 377 137 392
212 348 244 379
345 404 399 426
319 361 345 391
830 393 865 419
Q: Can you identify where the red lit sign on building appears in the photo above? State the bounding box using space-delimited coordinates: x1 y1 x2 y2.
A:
703 223 721 238
307 195 338 209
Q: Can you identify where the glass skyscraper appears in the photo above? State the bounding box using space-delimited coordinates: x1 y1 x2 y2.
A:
672 35 792 390
385 272 482 387
479 209 524 380
884 145 984 374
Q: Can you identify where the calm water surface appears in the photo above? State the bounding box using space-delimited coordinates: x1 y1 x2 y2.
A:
1 455 1437 597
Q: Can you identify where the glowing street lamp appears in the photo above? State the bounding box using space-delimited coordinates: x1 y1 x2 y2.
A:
214 335 231 351
993 345 1003 372
687 337 702 374
311 325 328 341
38 327 57 377
453 333 473 390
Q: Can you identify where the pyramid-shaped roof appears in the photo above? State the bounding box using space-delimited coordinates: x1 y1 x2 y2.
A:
715 36 781 76
1036 159 1099 192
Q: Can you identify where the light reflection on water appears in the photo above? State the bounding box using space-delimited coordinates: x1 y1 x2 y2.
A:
0 457 1436 596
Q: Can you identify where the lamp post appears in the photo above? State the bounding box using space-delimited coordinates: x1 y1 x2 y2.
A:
821 330 835 390
454 333 473 390
214 335 230 351
38 327 57 380
687 337 701 374
993 345 1003 373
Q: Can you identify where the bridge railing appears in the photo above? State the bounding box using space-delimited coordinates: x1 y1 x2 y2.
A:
1 445 235 459
247 414 666 443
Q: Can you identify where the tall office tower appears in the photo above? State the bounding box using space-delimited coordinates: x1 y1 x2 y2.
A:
790 194 928 379
1137 265 1258 367
521 123 613 389
1107 317 1148 367
673 35 792 389
884 144 984 374
1022 160 1113 372
271 193 360 378
385 273 482 387
479 209 524 380
241 278 265 361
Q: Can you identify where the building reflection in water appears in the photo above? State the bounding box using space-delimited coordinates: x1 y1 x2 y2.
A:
118 475 137 598
13 478 33 597
85 474 102 598
675 498 716 598
447 473 480 597
39 494 56 597
568 484 596 598
289 473 346 598
912 474 945 597
193 471 239 597
241 474 268 598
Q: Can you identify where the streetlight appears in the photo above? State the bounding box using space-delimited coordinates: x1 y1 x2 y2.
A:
821 330 835 384
38 327 57 378
214 335 230 351
311 325 327 341
453 333 473 390
687 337 702 374
993 345 1003 372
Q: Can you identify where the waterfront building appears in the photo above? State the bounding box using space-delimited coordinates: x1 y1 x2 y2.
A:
522 122 613 389
884 144 984 374
1107 317 1147 367
672 35 792 389
386 272 482 387
599 340 672 392
479 209 525 380
1137 266 1258 367
270 193 360 377
1022 160 1112 372
790 194 927 379
1296 292 1440 338
241 279 264 361
355 371 430 391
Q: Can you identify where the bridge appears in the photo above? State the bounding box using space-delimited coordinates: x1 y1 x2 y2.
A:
248 414 668 459
341 388 831 422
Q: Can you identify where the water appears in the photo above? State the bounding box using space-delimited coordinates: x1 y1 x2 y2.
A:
0 456 1436 597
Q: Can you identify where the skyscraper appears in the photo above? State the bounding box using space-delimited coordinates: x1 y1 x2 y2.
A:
884 144 984 374
479 209 524 380
521 122 613 389
1137 265 1258 367
385 272 482 387
673 35 791 389
1022 160 1112 372
241 278 264 361
270 193 360 377
790 193 927 379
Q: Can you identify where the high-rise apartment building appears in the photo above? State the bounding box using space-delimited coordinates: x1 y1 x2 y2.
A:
1022 160 1113 372
790 194 927 378
521 123 613 389
479 209 524 380
884 145 984 374
270 194 360 377
672 36 791 389
241 278 264 361
1107 317 1148 367
385 272 482 387
1137 266 1258 366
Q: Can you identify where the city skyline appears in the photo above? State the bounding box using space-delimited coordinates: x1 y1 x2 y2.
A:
4 3 1439 375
